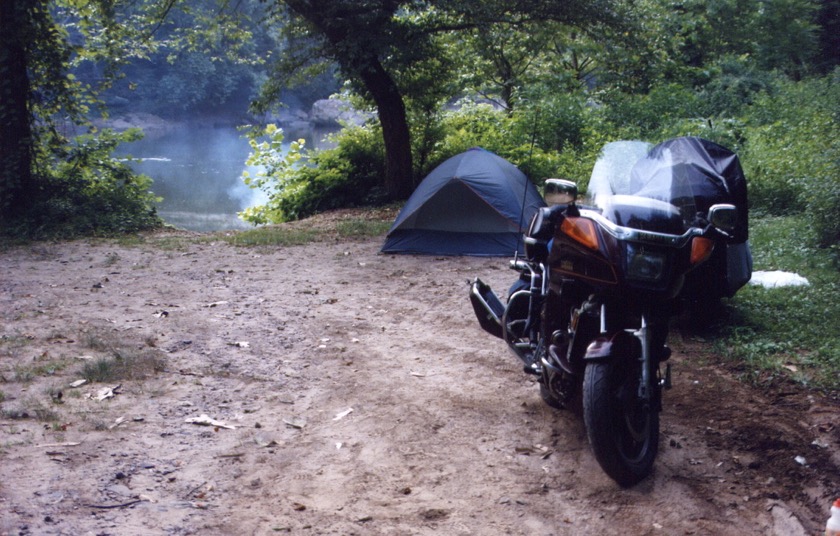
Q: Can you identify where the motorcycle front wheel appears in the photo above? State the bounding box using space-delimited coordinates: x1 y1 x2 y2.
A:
583 358 659 487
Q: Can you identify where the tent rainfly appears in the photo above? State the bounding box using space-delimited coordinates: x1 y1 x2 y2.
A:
381 147 545 256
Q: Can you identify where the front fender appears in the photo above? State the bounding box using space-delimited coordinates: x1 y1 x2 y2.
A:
583 331 640 362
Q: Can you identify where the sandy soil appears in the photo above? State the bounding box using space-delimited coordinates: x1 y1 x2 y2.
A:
1 210 838 536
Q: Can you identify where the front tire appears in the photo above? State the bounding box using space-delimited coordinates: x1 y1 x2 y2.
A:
583 358 659 487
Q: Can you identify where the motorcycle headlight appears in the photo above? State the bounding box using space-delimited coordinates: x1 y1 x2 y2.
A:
626 244 667 282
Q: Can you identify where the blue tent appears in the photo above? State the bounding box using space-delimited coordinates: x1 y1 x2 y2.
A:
381 148 545 256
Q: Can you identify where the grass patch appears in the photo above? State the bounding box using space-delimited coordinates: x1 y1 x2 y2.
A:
92 230 196 251
0 333 34 351
80 351 166 383
78 328 167 382
219 207 396 247
1 398 60 422
336 219 392 238
112 234 148 247
221 226 320 247
151 236 193 251
80 348 166 383
103 252 120 266
713 215 839 392
82 331 114 353
12 358 71 383
220 217 391 247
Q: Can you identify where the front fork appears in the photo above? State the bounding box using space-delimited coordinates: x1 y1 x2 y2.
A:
632 315 653 400
594 304 672 402
633 312 672 402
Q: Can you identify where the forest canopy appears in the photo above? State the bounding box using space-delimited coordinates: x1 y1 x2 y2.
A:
0 0 838 251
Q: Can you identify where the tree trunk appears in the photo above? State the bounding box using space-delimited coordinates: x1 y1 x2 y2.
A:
0 0 36 220
357 59 414 200
281 0 415 201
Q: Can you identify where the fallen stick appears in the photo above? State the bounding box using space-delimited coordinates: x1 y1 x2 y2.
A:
84 499 142 509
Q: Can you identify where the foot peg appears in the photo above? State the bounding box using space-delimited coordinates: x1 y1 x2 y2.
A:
524 362 541 376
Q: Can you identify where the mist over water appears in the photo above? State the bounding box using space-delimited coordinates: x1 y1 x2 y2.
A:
118 123 332 232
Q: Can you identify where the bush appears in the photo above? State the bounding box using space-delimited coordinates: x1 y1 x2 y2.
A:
696 56 776 118
741 73 840 254
240 123 386 224
598 83 706 139
241 101 604 224
2 128 161 240
428 101 514 165
431 100 603 190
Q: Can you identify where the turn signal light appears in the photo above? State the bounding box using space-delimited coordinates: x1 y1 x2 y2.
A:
690 237 714 265
561 217 600 250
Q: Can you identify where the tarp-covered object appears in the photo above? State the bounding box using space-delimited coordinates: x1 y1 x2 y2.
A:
630 136 749 242
381 148 545 256
633 137 751 297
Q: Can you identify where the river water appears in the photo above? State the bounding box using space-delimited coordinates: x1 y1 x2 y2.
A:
119 124 334 232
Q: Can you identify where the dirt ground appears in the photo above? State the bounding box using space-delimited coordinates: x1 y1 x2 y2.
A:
1 210 838 536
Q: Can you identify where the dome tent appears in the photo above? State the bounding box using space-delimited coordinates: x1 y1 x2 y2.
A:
381 147 545 256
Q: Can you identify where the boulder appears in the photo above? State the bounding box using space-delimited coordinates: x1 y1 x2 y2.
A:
309 99 369 127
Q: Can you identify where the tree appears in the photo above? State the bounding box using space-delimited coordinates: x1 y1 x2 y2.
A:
271 1 416 200
0 0 68 221
86 0 271 117
1 0 262 235
815 0 840 73
459 22 551 111
262 0 625 201
753 0 819 79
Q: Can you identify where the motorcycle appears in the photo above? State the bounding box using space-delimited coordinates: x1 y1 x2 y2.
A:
469 137 752 486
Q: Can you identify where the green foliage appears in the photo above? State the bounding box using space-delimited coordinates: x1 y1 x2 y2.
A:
513 89 592 151
240 123 385 224
740 73 840 252
427 100 598 186
58 0 268 117
240 99 602 225
751 0 819 79
599 84 706 139
240 124 306 225
2 128 161 240
696 55 776 117
1 0 165 240
429 102 514 161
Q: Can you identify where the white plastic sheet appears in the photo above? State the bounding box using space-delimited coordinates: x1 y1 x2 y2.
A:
749 270 810 288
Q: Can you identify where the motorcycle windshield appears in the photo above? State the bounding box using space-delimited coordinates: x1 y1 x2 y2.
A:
586 138 742 235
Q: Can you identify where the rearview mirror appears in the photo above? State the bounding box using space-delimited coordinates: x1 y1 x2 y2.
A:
544 179 578 206
708 204 738 234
